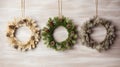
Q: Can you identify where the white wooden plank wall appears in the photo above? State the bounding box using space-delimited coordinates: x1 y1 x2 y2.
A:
0 0 120 67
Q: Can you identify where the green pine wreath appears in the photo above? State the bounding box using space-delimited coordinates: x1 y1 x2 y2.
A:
80 17 116 52
42 16 77 51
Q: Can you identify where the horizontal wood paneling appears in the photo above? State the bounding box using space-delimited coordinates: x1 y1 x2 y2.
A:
0 0 120 67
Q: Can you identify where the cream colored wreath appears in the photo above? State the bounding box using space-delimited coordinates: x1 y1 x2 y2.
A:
6 17 41 51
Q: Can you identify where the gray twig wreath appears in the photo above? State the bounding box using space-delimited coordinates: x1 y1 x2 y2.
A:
42 16 77 51
6 18 41 51
80 17 116 52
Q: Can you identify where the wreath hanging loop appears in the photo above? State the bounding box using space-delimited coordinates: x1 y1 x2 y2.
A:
80 17 116 52
42 16 78 51
6 17 41 51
